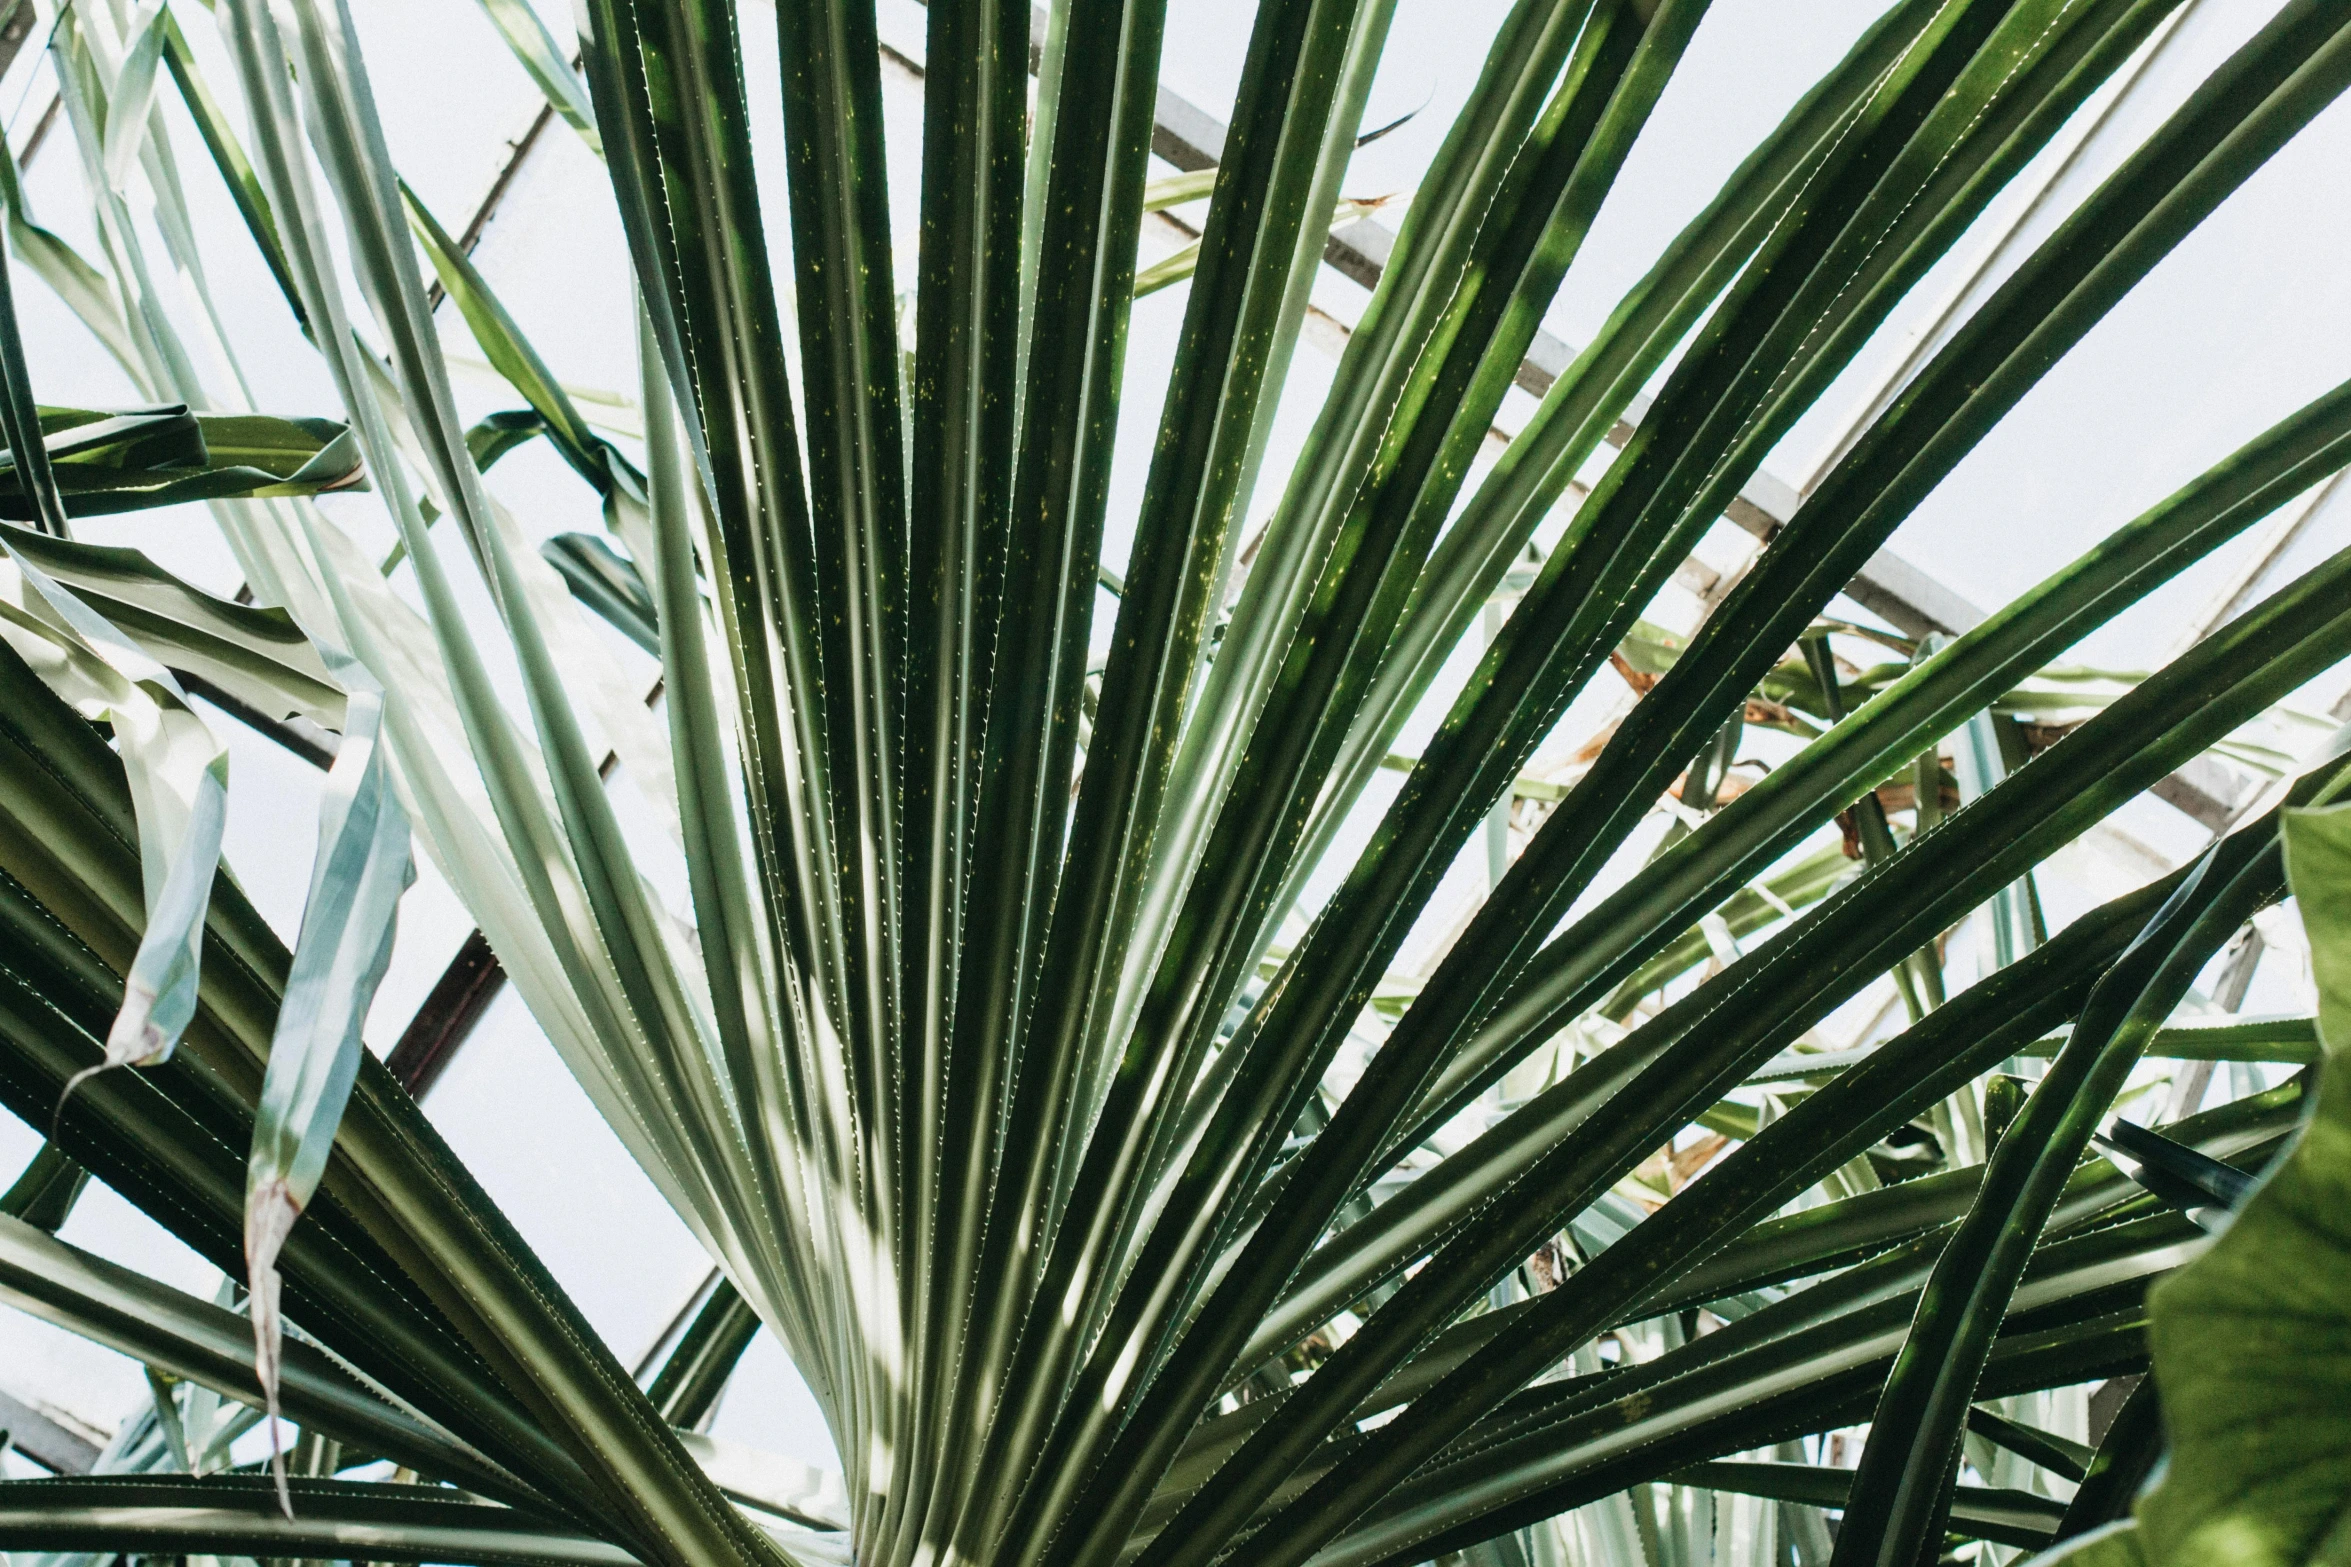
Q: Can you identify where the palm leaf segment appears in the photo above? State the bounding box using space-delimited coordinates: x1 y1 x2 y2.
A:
0 0 2345 1565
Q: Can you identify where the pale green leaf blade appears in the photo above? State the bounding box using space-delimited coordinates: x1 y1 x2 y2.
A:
245 654 410 1222
398 180 615 490
2 220 142 382
0 137 141 380
471 0 601 155
242 650 411 1504
0 558 227 1068
0 519 348 727
103 1 173 191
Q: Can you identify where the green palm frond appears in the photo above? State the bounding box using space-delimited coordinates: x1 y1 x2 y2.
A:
0 0 2341 1564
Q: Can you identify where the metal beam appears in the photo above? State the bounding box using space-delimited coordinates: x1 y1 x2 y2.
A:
2151 755 2251 833
422 74 566 310
175 669 341 771
383 928 505 1098
0 1386 102 1474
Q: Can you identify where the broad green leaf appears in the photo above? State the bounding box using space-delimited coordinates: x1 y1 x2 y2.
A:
2032 1521 2151 1567
2288 799 2351 1053
2116 806 2351 1567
